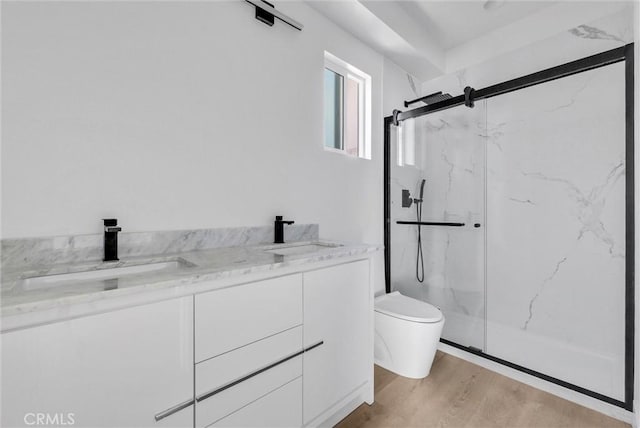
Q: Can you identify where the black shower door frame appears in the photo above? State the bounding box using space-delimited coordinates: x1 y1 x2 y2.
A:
383 44 635 411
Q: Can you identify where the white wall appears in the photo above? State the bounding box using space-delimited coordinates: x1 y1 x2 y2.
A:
1 1 383 251
382 58 420 117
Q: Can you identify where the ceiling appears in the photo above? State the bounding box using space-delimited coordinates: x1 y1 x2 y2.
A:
305 0 627 81
393 1 556 50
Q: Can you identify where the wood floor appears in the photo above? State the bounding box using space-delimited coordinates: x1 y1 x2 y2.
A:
337 352 629 428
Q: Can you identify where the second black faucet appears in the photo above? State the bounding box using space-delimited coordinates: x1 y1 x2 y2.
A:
103 218 122 262
274 215 294 244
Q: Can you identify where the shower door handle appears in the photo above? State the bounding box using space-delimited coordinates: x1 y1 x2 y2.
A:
396 221 465 227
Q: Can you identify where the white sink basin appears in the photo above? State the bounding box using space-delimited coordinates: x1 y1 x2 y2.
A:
265 243 343 256
20 260 193 291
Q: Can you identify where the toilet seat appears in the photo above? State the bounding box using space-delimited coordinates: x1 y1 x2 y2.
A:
375 291 443 323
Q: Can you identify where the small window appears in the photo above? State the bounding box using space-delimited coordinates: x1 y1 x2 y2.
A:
396 118 416 167
323 52 371 159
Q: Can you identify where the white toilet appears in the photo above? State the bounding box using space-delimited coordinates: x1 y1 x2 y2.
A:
374 291 445 379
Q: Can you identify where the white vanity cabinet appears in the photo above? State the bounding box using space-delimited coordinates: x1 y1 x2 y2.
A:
0 296 194 428
192 260 373 428
302 260 372 426
194 274 304 427
1 254 375 428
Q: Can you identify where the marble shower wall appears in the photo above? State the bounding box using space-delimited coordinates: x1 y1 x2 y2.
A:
388 3 632 402
485 62 626 401
391 64 627 400
389 120 425 293
391 104 486 350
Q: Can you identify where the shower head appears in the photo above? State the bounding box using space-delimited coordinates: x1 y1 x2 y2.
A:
404 91 453 108
413 179 426 205
422 93 452 105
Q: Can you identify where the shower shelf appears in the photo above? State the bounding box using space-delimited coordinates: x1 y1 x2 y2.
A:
396 221 465 227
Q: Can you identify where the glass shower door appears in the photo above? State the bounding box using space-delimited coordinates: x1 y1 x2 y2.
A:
390 102 487 350
485 62 626 401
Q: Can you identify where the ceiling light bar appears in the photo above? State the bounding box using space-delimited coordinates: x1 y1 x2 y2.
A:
245 0 304 31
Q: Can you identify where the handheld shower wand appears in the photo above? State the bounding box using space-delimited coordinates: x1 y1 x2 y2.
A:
412 179 426 204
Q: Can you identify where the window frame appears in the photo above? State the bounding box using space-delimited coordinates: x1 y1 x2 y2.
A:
323 52 371 160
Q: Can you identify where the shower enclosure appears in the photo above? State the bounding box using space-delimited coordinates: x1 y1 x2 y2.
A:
384 44 634 410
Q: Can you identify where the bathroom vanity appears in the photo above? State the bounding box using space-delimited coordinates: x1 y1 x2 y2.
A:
1 232 379 428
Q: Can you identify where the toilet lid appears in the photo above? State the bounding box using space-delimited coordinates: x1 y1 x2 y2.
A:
374 291 443 323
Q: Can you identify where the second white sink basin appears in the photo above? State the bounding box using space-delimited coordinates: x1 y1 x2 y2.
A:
265 243 343 256
21 259 194 291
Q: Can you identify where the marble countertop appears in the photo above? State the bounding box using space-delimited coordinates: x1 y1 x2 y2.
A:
1 240 380 329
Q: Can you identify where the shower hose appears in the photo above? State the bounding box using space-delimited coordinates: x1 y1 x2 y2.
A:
416 200 425 283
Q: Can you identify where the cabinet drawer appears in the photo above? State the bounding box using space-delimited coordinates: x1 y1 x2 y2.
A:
196 326 302 400
195 274 302 362
210 377 302 428
196 327 303 427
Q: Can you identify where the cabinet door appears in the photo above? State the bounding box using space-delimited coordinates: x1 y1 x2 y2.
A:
1 297 194 428
302 260 370 425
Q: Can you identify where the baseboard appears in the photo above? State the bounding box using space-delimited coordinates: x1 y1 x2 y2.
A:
303 381 370 427
438 342 634 425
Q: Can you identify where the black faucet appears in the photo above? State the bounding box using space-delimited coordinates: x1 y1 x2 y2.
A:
103 219 122 262
274 215 294 244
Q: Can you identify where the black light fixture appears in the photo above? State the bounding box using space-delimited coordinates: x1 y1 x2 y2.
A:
245 0 304 31
254 0 275 26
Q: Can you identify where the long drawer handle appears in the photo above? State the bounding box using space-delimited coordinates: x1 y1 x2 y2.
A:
154 398 194 422
196 340 324 404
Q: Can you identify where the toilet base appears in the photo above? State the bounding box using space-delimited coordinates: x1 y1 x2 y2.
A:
374 312 444 379
374 358 435 380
